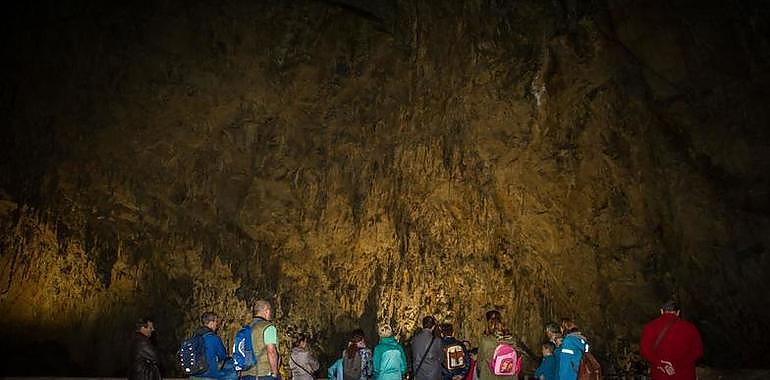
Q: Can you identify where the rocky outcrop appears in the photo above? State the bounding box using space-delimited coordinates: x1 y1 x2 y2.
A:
1 0 768 376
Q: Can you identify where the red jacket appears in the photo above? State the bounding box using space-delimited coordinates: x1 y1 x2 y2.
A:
640 313 703 380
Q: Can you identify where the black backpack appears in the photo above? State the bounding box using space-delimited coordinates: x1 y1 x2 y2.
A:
342 350 362 380
178 332 212 375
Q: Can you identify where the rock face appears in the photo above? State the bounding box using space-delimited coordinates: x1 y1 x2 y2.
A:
1 0 769 376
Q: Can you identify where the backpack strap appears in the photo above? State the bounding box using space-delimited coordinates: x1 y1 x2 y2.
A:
653 317 678 352
413 334 436 376
291 354 316 379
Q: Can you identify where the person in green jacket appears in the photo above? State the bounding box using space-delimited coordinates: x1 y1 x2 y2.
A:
477 310 519 380
373 324 407 380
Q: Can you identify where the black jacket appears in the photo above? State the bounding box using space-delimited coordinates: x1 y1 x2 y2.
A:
129 332 161 380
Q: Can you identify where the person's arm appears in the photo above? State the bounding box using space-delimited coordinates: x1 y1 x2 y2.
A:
307 351 320 372
639 324 657 364
263 325 280 376
137 339 160 364
266 344 279 376
373 346 382 378
214 336 228 362
400 345 408 375
688 325 704 363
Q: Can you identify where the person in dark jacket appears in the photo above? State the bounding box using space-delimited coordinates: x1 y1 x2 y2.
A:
191 312 236 380
129 317 161 380
437 323 470 380
640 301 703 380
412 316 442 380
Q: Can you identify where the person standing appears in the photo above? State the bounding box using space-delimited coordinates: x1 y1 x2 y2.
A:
290 334 319 380
240 300 280 380
192 312 237 380
412 316 442 380
373 324 407 380
543 322 561 375
640 301 703 380
556 319 586 380
534 342 557 380
437 323 470 380
342 330 373 380
129 317 161 380
477 310 518 380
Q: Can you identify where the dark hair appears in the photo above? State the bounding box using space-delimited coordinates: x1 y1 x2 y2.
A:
201 312 218 325
135 317 153 330
661 300 680 312
484 310 505 335
293 333 308 348
486 310 501 322
422 316 437 329
438 323 454 337
542 341 556 353
545 322 560 335
560 318 578 334
346 332 364 359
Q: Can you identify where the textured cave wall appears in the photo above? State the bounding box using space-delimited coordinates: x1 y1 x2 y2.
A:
1 0 769 376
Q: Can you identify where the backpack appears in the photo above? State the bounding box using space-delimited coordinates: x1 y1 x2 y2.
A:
443 342 467 371
488 343 521 376
178 331 211 375
232 324 256 371
577 351 601 380
342 350 362 380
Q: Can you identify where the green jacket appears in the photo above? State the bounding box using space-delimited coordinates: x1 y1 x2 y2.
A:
373 337 407 380
241 318 276 377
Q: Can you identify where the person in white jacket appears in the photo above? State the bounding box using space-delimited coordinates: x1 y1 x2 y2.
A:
290 334 320 380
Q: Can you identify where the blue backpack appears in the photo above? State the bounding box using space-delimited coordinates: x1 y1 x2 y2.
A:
178 332 212 375
232 324 256 371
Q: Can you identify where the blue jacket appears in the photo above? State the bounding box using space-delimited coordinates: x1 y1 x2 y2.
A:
556 333 587 380
193 328 235 380
373 337 407 380
329 358 344 380
534 355 556 380
440 337 470 380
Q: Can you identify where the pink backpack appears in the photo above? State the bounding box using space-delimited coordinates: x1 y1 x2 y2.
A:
488 343 521 376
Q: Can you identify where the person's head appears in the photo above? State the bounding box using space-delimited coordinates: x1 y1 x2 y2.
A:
293 333 309 349
201 311 219 331
378 324 393 338
545 322 561 341
135 317 155 337
438 323 454 338
660 300 681 317
254 299 272 320
555 335 563 346
422 315 437 330
346 330 365 358
560 318 578 335
541 341 556 356
484 310 503 335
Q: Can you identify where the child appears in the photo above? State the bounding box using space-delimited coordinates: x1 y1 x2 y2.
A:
438 323 470 380
534 342 557 380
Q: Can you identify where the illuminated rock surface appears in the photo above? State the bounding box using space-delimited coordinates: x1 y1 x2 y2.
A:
1 0 768 376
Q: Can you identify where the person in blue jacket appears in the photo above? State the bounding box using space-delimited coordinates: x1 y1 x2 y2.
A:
372 324 407 380
534 342 557 380
556 319 587 380
192 312 236 380
544 322 561 372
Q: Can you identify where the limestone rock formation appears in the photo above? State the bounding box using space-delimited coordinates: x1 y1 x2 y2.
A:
1 0 768 376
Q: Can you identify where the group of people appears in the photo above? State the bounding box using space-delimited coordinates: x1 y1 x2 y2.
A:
128 299 704 380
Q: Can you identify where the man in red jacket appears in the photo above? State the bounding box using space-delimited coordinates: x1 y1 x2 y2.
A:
640 301 703 380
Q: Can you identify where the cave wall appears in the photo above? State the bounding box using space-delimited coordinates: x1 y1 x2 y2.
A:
1 0 769 375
